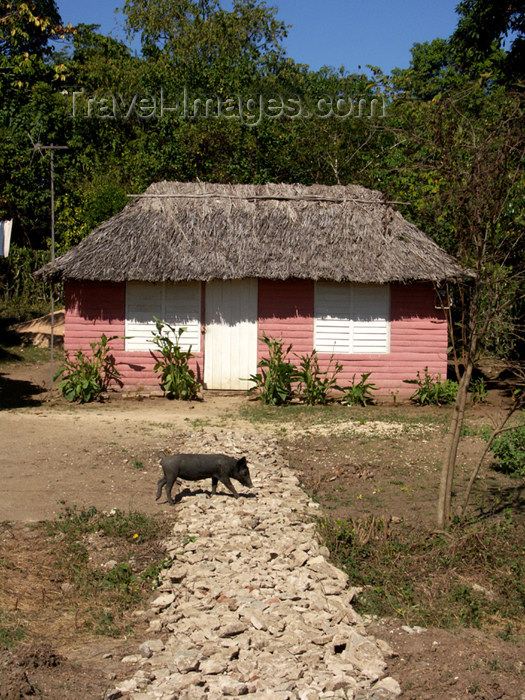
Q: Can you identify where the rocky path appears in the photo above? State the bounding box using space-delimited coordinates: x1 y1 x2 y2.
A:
110 431 400 700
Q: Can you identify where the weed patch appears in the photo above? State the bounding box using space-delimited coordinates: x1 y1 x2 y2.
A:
405 366 458 406
318 515 525 633
0 343 52 367
491 421 525 477
0 609 26 647
248 333 297 405
54 334 121 402
340 372 378 406
42 506 171 636
295 350 342 405
47 505 165 542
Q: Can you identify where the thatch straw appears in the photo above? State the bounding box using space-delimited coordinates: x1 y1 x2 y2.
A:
37 181 467 283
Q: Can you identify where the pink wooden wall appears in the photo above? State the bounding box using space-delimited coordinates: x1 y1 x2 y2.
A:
65 279 447 394
65 281 204 391
257 279 447 396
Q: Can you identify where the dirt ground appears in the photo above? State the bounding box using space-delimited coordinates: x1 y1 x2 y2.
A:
1 356 524 699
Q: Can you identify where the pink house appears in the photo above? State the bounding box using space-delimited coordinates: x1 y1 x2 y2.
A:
39 181 465 395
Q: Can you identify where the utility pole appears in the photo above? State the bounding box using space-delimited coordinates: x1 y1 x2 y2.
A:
31 141 68 386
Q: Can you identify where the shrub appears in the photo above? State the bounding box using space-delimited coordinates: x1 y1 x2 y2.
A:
491 422 525 477
0 244 53 321
248 333 298 405
405 366 458 406
54 334 121 402
151 319 200 400
340 372 378 406
469 376 489 404
295 350 343 405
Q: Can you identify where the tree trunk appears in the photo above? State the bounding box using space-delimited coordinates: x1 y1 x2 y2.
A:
436 360 474 529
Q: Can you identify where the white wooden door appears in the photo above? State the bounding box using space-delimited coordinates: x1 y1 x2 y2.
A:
204 279 258 389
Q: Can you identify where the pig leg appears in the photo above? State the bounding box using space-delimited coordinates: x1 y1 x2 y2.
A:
211 476 219 495
219 476 239 498
165 472 178 505
155 476 166 501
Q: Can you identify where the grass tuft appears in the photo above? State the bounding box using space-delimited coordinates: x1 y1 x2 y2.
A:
42 506 171 636
0 609 26 647
318 514 525 634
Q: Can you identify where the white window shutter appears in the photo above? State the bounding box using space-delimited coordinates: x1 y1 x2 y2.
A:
314 283 389 354
125 282 163 351
352 285 390 353
314 282 352 353
164 282 201 351
125 282 201 351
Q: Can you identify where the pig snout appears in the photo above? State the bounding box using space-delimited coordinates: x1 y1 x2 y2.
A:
237 469 253 488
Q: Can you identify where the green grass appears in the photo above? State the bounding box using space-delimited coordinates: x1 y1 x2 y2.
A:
318 514 525 634
0 609 26 647
0 307 57 365
0 342 54 367
46 505 165 542
240 401 451 431
42 506 171 635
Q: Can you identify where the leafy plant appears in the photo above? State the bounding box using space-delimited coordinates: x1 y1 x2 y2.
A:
151 318 200 400
102 562 138 595
469 376 489 404
295 350 343 405
490 422 525 477
405 366 458 406
248 333 298 405
54 334 121 402
340 372 378 406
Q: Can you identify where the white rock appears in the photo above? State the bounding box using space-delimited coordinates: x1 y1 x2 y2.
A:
200 655 229 675
113 430 394 699
121 654 141 664
115 679 137 692
218 621 248 637
148 619 163 633
171 648 201 673
372 676 402 696
211 677 249 696
149 592 175 610
139 643 153 659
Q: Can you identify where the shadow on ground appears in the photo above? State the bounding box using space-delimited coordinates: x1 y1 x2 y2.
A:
0 373 45 409
161 487 257 505
484 482 525 517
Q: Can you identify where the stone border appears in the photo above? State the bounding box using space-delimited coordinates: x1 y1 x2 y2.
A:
110 430 401 699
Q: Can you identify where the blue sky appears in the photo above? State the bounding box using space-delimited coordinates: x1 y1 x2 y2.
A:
55 0 461 74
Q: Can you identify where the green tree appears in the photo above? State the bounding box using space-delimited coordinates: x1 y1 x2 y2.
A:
123 0 288 91
451 0 524 82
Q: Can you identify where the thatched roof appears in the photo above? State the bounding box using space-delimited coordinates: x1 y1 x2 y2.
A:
38 181 466 283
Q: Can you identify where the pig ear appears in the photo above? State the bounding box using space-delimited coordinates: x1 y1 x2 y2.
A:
238 456 247 466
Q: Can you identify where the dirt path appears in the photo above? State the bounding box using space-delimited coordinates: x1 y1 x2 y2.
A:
1 359 524 698
0 394 253 522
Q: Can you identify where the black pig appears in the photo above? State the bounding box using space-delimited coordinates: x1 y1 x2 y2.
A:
156 453 253 505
